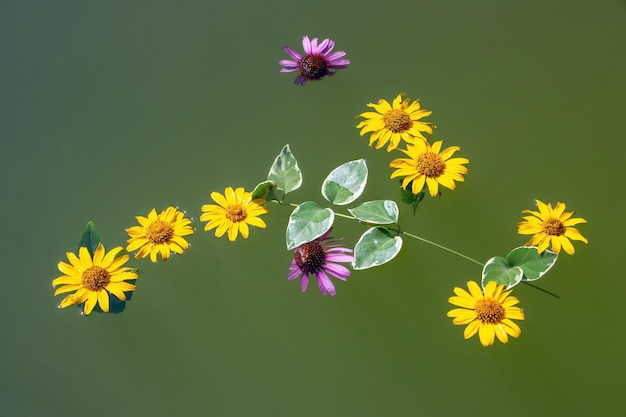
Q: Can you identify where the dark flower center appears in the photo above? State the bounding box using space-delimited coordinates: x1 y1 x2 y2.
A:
147 220 174 244
82 266 111 291
542 218 565 236
226 205 247 223
294 241 326 274
416 152 445 178
299 54 329 80
474 298 505 324
383 109 413 133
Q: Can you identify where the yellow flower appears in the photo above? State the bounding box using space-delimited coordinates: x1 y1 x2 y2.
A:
126 206 194 262
447 281 525 347
389 140 469 197
200 187 269 241
356 94 433 151
52 243 138 315
518 199 588 255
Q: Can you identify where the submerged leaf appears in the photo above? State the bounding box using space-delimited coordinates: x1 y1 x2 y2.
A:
78 221 102 256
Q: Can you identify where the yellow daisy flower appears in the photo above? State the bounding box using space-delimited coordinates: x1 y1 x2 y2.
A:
126 206 194 262
356 93 433 151
447 281 525 347
389 140 469 197
200 186 269 241
52 243 138 315
518 199 588 255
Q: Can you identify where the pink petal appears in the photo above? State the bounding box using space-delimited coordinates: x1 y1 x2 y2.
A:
302 36 312 54
283 46 301 61
316 271 336 296
319 39 335 55
325 263 351 280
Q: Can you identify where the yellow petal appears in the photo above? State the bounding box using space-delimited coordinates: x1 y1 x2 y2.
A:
494 324 509 344
463 320 480 339
467 281 483 299
478 324 495 346
97 289 109 313
83 293 98 315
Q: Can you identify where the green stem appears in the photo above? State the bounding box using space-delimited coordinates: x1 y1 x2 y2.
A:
520 281 560 299
401 231 484 267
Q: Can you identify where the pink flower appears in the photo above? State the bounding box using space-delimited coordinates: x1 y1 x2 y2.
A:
287 229 353 296
279 36 350 85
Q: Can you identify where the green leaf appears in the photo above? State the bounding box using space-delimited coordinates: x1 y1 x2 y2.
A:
251 180 278 201
482 257 524 289
348 200 399 225
78 221 102 256
399 179 426 215
321 159 368 205
506 246 558 282
267 144 303 196
352 227 403 270
285 201 334 250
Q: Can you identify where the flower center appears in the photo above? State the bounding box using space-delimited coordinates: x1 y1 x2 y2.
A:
474 298 505 324
294 241 326 274
81 266 111 291
416 152 445 178
383 109 413 133
299 54 328 80
147 220 174 244
542 218 565 236
226 204 247 223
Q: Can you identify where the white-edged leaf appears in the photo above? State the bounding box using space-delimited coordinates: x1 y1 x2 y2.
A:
268 144 302 195
481 256 524 289
251 180 277 201
348 200 398 224
507 246 558 282
321 159 368 205
285 201 334 250
352 227 402 270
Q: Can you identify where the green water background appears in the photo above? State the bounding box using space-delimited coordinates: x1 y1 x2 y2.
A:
1 1 625 416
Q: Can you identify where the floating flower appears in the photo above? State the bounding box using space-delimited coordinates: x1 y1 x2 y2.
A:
279 35 350 85
356 94 433 151
447 281 525 347
200 187 269 241
389 140 469 197
518 199 588 255
287 229 353 296
126 206 194 262
52 243 138 315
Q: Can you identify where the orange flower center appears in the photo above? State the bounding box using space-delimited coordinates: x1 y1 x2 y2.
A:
82 266 110 291
294 241 326 274
226 204 247 223
383 109 412 133
147 220 174 244
542 218 565 236
474 298 505 324
416 152 445 178
299 54 328 80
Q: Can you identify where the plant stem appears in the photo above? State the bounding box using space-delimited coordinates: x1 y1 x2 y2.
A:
401 231 484 267
520 281 560 298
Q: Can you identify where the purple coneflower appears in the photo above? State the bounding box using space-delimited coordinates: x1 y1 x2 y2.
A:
279 36 350 86
287 229 353 296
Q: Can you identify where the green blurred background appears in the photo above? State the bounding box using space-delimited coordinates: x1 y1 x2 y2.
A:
1 0 625 416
